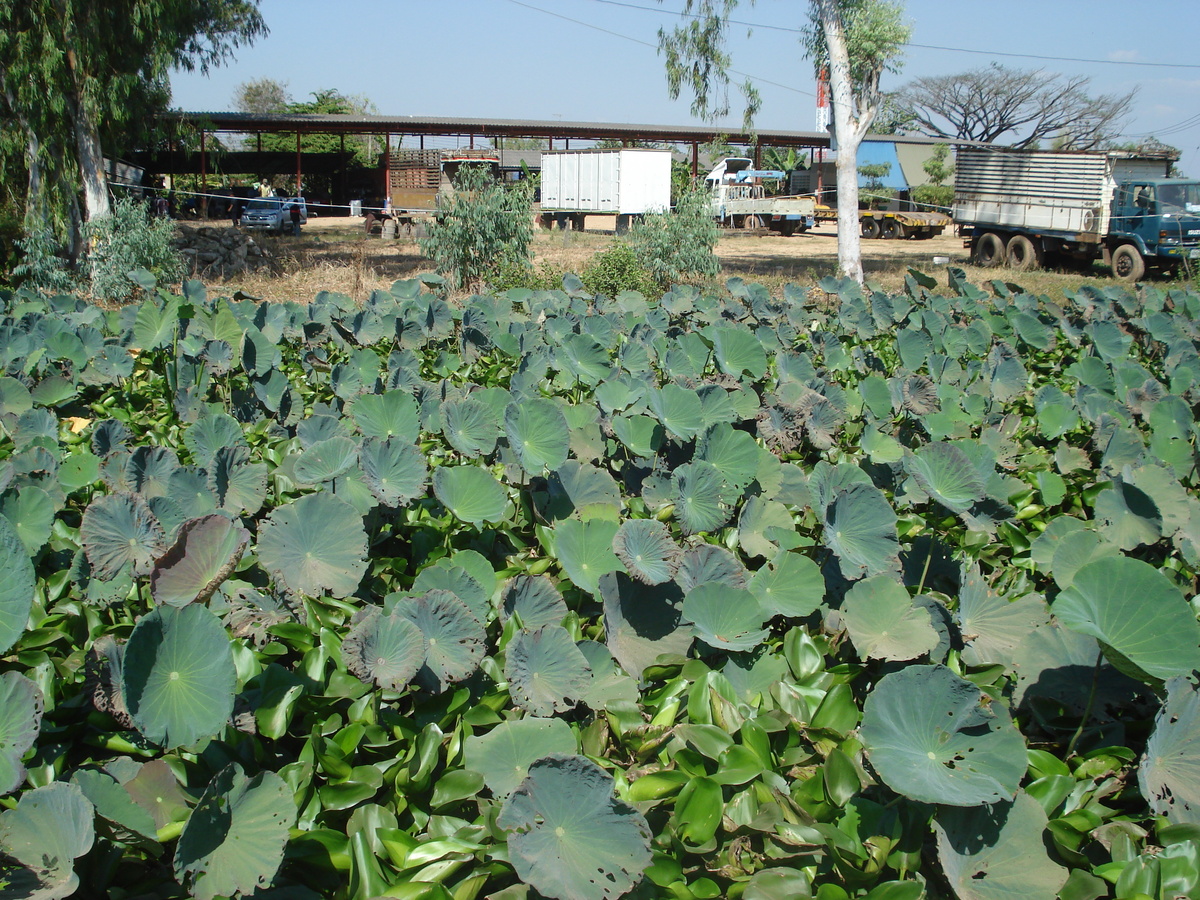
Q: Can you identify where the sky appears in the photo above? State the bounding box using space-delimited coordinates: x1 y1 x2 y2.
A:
169 0 1200 176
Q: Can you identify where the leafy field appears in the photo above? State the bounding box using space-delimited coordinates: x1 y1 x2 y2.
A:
1 265 1199 900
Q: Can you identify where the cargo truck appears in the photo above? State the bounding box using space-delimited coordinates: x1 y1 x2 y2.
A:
811 203 951 239
953 147 1200 280
386 148 501 233
538 148 672 231
706 158 816 235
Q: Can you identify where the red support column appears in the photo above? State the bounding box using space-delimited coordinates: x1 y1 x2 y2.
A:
295 131 302 195
200 129 208 218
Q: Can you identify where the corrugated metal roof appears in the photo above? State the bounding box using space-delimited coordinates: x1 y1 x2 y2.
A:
164 112 965 149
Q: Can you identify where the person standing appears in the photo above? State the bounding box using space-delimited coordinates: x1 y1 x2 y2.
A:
289 203 302 235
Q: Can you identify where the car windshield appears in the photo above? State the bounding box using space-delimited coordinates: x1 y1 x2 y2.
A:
245 199 281 210
1157 183 1200 214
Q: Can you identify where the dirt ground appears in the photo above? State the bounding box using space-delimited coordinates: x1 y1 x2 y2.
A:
216 213 1129 304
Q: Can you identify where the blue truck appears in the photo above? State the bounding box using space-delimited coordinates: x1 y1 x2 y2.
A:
953 147 1200 281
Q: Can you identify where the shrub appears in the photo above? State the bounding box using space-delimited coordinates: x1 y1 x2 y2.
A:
418 166 534 292
911 184 955 214
83 197 183 302
629 184 719 285
581 243 660 298
11 227 76 295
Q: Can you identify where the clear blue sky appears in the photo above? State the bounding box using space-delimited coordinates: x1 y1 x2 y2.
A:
169 0 1200 176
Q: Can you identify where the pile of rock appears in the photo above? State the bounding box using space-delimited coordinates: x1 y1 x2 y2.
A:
173 225 276 279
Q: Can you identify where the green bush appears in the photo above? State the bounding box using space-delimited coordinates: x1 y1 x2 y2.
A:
581 243 660 298
11 228 76 295
911 184 954 214
489 258 567 293
418 166 534 292
629 184 719 285
83 197 183 302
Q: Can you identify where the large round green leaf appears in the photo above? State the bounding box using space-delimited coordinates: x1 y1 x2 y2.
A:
500 575 567 630
256 493 368 598
81 491 167 578
360 437 428 507
1053 556 1200 682
71 768 157 842
465 717 578 798
711 326 767 379
505 398 570 473
394 590 486 692
1 485 56 556
183 412 248 468
0 781 94 900
860 665 1026 806
554 518 622 595
174 764 295 900
292 435 359 485
0 672 43 795
612 518 680 585
648 384 705 441
498 754 652 900
673 461 731 535
683 583 769 653
0 514 34 654
432 465 509 525
696 423 762 491
342 607 427 692
123 604 236 750
903 442 986 514
749 551 824 618
955 566 1049 668
352 389 419 442
208 446 268 515
601 573 692 678
675 543 747 593
442 397 500 456
506 624 592 716
412 562 490 624
935 792 1067 900
1140 677 1200 824
840 576 938 662
822 482 900 580
150 514 249 608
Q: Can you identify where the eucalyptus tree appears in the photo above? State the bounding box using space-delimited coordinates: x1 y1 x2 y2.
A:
0 0 266 234
658 0 910 284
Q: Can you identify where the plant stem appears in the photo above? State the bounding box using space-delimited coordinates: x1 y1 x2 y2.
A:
1066 651 1103 758
915 540 934 596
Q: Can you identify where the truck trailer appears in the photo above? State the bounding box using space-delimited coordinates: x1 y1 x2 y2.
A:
953 147 1200 280
538 148 672 231
706 158 816 235
386 148 501 233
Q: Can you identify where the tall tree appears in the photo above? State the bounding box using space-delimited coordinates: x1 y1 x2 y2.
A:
893 65 1137 150
233 77 291 114
0 0 266 232
658 1 909 283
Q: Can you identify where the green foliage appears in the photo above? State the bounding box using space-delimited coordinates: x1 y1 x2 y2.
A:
922 142 954 185
82 198 184 302
580 243 660 298
1 270 1200 899
418 165 534 291
10 228 76 295
911 183 954 212
629 184 720 284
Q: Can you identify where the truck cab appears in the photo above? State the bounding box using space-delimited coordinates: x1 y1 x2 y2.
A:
1110 179 1200 276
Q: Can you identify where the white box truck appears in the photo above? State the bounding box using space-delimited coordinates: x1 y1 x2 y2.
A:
538 148 672 230
953 147 1200 280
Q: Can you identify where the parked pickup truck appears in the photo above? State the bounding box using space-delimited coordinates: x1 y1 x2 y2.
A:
706 158 817 235
953 147 1200 280
240 197 309 234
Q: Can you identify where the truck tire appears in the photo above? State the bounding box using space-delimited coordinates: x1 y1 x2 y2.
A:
1005 234 1041 270
861 217 881 239
973 232 1006 268
1111 244 1146 281
881 218 901 240
778 220 798 236
744 215 763 230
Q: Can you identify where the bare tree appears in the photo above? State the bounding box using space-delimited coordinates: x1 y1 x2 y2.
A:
894 64 1137 150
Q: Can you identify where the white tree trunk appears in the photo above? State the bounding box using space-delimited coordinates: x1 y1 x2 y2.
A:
816 0 876 285
75 109 110 221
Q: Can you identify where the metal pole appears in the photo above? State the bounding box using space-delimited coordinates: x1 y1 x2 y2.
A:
385 133 391 208
200 129 207 218
691 142 698 178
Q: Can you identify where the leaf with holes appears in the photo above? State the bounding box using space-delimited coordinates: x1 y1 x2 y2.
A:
498 754 652 900
505 624 592 716
123 604 236 750
174 764 295 900
150 514 249 608
860 665 1026 806
81 492 166 579
394 590 486 692
1139 677 1200 825
0 782 94 900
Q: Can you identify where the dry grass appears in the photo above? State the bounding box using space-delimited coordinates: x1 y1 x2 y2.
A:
207 216 1200 305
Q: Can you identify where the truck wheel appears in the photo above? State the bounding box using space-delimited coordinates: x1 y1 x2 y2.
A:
1005 234 1041 270
881 219 901 240
973 232 1006 267
861 217 881 239
778 221 798 237
1111 244 1146 281
744 215 762 230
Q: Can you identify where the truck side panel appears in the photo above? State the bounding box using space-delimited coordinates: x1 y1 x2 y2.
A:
539 149 672 215
617 150 672 214
540 154 562 209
